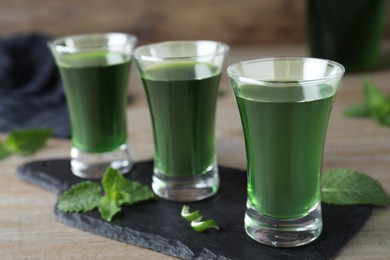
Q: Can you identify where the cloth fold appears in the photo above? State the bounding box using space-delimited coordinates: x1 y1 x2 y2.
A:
0 33 70 138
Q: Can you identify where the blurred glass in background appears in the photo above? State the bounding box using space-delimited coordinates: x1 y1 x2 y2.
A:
306 0 388 72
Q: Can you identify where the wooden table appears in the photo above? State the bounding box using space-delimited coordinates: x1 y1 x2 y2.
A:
1 45 390 259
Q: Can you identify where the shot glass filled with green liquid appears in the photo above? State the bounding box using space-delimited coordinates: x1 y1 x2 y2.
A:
134 41 228 201
227 58 344 247
48 33 137 179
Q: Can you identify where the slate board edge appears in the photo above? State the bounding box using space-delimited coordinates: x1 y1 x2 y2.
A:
54 204 229 260
15 159 230 260
16 161 69 194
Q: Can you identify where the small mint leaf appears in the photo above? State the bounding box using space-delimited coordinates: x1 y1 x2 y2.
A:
102 167 132 200
364 79 387 109
58 182 102 212
0 141 10 160
99 167 156 221
322 168 390 207
122 181 156 205
98 196 121 221
6 128 52 155
343 101 372 117
362 79 390 126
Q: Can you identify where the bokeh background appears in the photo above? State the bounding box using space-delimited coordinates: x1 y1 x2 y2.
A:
1 0 389 45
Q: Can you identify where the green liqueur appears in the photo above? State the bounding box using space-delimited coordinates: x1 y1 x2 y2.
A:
58 51 130 153
235 84 335 219
141 62 221 177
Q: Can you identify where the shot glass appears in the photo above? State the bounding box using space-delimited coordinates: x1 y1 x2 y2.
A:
306 0 388 72
227 58 344 247
134 41 229 201
48 33 138 179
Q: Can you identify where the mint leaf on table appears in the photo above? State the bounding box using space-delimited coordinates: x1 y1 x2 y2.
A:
181 205 220 232
363 79 390 126
322 168 390 207
6 128 52 155
0 141 10 159
343 101 372 117
344 79 390 126
58 182 102 212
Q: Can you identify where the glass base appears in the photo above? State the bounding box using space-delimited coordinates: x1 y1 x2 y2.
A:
245 201 322 247
152 162 219 202
70 144 133 179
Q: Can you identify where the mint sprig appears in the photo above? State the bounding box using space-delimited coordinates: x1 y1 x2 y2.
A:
58 182 102 212
322 168 390 207
344 79 390 126
0 128 52 159
181 205 220 232
58 167 156 221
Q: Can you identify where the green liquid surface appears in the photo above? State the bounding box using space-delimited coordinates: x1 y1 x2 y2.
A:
142 62 221 177
58 51 130 153
236 84 335 219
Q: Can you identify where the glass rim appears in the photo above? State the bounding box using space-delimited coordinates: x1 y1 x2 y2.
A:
47 32 138 53
133 40 229 62
227 57 345 87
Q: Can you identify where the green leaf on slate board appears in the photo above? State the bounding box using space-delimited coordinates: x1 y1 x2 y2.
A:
98 195 122 222
58 182 102 212
98 167 156 221
322 168 390 207
58 168 155 222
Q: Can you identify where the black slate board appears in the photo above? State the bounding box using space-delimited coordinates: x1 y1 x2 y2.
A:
17 159 372 260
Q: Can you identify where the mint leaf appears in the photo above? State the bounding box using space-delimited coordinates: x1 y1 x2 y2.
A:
343 79 390 126
58 167 155 222
101 167 129 202
363 79 390 126
322 168 390 207
98 196 122 221
99 167 156 221
6 128 52 155
343 101 372 117
58 182 102 212
0 141 10 159
121 181 156 205
363 79 387 109
102 167 155 204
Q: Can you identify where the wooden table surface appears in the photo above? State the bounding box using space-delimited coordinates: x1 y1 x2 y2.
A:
1 45 390 259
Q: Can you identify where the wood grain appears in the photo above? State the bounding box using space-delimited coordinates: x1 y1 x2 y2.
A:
0 0 389 45
1 45 390 259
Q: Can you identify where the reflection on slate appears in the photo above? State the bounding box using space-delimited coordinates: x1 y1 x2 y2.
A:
0 33 70 138
17 159 372 260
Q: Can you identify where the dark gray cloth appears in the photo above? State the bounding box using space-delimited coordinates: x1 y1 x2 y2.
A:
0 33 70 138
